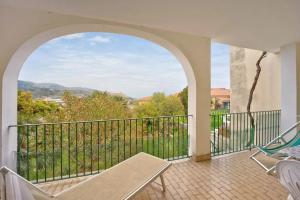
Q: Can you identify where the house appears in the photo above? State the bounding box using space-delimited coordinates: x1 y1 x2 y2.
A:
211 88 230 109
137 96 152 105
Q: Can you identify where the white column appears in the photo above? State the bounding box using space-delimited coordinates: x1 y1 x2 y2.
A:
1 68 18 171
177 38 211 161
138 29 211 161
280 43 300 133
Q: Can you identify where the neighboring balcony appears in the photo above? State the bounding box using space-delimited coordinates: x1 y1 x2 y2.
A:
10 110 281 183
8 110 287 199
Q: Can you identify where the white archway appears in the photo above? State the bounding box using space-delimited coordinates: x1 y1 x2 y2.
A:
2 23 198 169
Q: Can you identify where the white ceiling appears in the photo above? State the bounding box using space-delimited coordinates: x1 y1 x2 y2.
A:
2 0 300 51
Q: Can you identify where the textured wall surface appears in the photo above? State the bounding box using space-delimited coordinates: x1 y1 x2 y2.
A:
230 47 281 113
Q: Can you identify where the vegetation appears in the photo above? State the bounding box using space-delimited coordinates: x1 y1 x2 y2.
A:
134 92 184 118
18 91 132 124
19 117 189 182
17 86 230 182
210 109 230 131
59 91 131 121
18 91 60 124
178 87 188 114
17 89 189 181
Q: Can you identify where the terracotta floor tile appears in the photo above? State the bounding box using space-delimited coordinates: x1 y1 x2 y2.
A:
37 150 288 200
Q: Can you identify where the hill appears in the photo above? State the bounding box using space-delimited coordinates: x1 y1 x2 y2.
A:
18 80 128 99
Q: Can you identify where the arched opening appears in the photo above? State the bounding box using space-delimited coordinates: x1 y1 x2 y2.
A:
2 24 197 173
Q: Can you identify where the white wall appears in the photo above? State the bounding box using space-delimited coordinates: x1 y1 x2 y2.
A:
230 47 281 113
280 43 300 133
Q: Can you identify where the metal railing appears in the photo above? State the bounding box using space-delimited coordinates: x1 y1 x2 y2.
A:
210 110 281 156
9 115 191 183
9 110 281 182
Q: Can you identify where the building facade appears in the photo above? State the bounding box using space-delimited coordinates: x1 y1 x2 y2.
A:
211 88 230 110
230 47 281 113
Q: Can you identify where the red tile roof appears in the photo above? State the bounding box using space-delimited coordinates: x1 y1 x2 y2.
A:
211 88 230 98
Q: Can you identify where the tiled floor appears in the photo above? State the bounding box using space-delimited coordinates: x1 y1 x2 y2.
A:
38 150 288 200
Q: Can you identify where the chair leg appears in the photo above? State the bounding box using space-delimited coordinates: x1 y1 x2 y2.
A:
267 156 291 174
250 150 275 173
160 175 166 192
266 166 276 174
250 150 292 174
249 150 261 159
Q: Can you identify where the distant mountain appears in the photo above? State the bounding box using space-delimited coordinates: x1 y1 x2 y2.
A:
18 80 129 99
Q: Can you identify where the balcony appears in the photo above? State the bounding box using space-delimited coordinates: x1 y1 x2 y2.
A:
7 110 288 199
11 115 191 183
2 2 300 199
37 151 287 199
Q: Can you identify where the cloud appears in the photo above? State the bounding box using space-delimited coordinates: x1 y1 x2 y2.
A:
44 33 86 47
63 33 86 40
55 52 123 67
21 32 216 97
89 36 111 45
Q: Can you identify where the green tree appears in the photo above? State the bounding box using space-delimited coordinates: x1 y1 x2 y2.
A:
60 91 131 121
134 92 184 118
18 90 131 124
178 87 188 114
18 91 59 124
162 95 185 115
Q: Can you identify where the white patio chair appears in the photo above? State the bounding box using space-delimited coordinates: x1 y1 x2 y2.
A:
0 152 171 200
276 160 300 200
250 121 300 174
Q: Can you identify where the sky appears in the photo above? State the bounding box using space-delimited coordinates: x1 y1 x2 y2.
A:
19 32 229 98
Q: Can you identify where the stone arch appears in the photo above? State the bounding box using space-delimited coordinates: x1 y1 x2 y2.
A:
2 23 197 169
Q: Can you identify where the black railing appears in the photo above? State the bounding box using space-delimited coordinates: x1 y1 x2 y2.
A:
210 110 281 156
9 115 191 183
9 110 281 183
